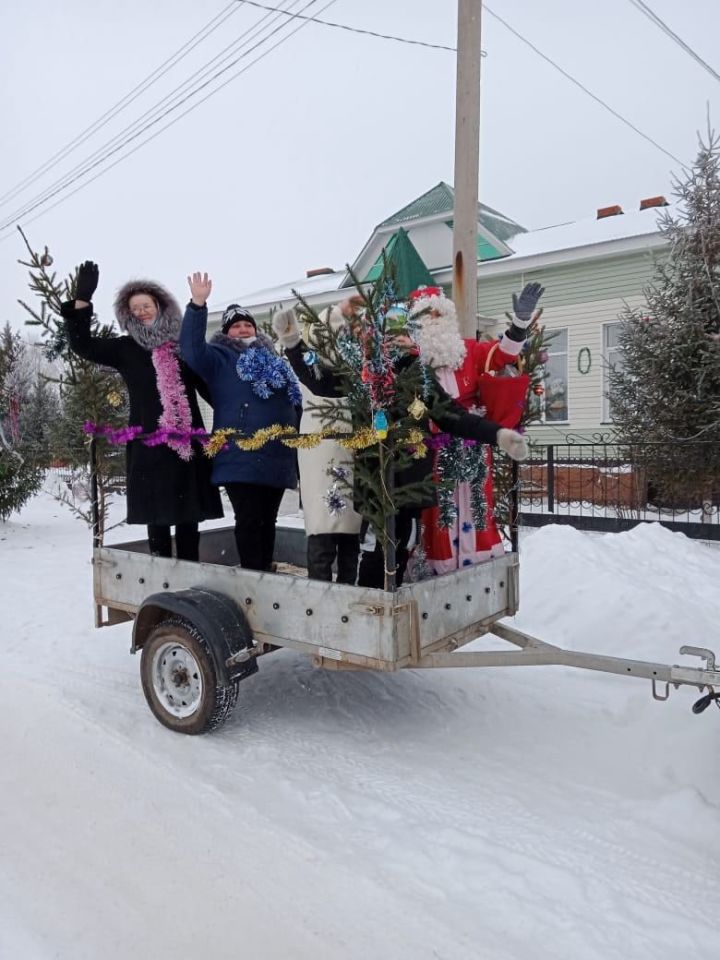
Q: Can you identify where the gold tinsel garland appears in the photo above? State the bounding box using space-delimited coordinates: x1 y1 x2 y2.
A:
201 423 392 457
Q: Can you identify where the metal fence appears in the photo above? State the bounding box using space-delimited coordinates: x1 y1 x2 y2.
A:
516 442 720 540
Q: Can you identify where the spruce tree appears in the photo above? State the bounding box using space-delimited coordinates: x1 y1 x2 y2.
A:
292 261 438 567
0 324 43 521
492 316 554 539
609 131 720 507
17 230 128 539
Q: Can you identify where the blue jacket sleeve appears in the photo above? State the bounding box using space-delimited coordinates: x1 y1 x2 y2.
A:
179 302 220 380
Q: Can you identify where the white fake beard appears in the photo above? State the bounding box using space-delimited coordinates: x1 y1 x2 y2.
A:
410 296 467 371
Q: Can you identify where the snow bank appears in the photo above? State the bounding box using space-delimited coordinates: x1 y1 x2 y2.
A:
2 495 719 960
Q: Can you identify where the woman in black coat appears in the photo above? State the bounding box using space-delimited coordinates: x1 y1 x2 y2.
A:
60 261 223 560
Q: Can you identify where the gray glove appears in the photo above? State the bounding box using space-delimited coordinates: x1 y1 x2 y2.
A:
272 307 301 349
497 428 529 461
511 282 545 329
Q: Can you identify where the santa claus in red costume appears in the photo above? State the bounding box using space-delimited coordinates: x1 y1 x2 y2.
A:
408 282 544 575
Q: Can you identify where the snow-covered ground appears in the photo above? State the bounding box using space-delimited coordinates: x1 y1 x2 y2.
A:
2 491 720 959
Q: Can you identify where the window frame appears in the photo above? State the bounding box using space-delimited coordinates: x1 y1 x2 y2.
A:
601 321 624 423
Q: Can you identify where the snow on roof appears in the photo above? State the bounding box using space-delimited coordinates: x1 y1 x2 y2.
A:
213 269 346 314
509 205 671 260
218 206 673 313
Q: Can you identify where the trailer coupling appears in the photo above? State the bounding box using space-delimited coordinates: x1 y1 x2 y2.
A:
417 626 720 714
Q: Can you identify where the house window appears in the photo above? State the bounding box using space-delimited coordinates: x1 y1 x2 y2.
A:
530 328 569 422
602 322 624 421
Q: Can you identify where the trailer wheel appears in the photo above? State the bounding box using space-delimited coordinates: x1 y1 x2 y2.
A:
140 617 239 734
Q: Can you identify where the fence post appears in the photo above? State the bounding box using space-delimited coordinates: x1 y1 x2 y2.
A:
547 444 555 513
90 437 100 550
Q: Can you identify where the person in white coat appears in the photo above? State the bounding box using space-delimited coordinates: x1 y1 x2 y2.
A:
279 298 363 583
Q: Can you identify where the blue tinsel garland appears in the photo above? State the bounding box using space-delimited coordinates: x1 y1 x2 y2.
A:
236 347 303 406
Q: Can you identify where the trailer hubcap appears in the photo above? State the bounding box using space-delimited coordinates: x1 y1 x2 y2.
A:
152 641 203 719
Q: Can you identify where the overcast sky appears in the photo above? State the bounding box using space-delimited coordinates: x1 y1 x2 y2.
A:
2 0 720 331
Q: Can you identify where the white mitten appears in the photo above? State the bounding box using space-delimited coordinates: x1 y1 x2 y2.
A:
272 307 301 348
497 428 529 461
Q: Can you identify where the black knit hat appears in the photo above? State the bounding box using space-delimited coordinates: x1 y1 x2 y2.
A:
221 304 257 334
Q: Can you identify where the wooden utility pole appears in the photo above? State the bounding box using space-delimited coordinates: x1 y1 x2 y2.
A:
452 0 482 338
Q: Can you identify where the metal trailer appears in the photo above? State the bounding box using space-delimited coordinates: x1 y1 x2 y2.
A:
92 522 720 735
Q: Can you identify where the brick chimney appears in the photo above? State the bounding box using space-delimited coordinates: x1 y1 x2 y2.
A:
639 195 669 211
597 204 624 219
305 267 335 278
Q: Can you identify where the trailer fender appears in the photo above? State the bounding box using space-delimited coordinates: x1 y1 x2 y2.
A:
132 588 258 685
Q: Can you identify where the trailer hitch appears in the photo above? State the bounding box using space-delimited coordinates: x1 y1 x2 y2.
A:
692 690 720 715
667 648 720 715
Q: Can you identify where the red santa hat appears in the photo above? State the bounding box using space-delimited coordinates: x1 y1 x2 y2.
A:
407 286 466 371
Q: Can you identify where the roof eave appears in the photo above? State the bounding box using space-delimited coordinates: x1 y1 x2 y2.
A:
432 231 668 284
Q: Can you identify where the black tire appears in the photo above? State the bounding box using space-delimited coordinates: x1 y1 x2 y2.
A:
140 616 239 735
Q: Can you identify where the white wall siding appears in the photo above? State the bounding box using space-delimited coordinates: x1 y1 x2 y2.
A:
476 250 659 441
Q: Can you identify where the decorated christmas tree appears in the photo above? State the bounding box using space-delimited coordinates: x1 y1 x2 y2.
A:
492 315 554 540
292 258 440 581
609 132 720 507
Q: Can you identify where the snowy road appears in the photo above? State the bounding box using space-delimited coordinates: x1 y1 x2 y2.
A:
2 493 720 959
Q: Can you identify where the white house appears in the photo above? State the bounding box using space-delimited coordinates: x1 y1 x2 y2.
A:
209 182 668 442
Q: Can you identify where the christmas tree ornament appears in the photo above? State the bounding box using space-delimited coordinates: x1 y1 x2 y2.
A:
373 409 388 439
385 303 409 334
407 396 427 420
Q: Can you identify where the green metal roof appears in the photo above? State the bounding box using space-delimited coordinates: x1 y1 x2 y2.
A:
378 181 526 243
443 221 506 261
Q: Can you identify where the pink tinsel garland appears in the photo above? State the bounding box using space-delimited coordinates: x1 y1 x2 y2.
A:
83 422 211 448
151 342 194 461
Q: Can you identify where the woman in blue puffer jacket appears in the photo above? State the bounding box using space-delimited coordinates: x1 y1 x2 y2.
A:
180 271 301 570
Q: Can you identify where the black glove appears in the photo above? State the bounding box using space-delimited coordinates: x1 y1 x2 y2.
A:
511 281 545 328
74 261 99 302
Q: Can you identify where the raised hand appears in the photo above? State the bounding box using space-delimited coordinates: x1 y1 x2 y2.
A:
338 294 366 319
272 307 301 348
187 271 212 307
511 282 545 328
75 261 99 303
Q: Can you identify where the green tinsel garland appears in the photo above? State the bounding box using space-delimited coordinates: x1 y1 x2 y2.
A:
436 439 488 529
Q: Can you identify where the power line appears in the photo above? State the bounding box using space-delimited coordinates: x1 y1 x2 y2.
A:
4 0 461 228
4 1 685 239
239 1 459 52
0 2 244 210
484 4 682 165
0 0 337 241
0 0 316 232
1 0 305 227
626 0 720 85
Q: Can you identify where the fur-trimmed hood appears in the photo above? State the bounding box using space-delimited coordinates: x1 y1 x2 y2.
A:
114 279 183 349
